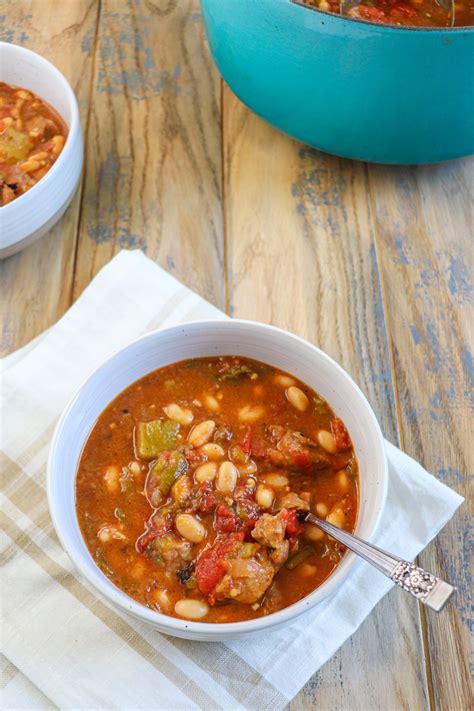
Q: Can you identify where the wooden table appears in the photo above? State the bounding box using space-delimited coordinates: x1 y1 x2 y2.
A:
1 2 472 709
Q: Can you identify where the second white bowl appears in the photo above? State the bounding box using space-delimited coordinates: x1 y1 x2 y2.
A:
0 42 83 259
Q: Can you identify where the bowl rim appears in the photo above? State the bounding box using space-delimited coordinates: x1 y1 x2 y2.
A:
289 0 474 32
47 318 389 637
0 41 81 216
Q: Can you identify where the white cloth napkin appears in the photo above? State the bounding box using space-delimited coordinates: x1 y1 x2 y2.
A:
1 250 463 711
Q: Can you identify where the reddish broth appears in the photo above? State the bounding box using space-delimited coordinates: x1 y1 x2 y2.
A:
0 83 68 206
76 357 358 623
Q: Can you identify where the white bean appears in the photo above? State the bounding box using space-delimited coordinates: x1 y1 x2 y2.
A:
188 420 216 447
256 484 275 509
263 473 289 488
20 159 40 173
130 560 146 579
129 461 141 476
317 429 337 454
238 404 265 424
274 373 296 388
216 461 238 495
175 514 206 543
98 527 111 543
163 403 194 426
315 502 328 517
304 523 324 542
194 462 218 483
286 386 309 412
175 598 209 620
97 525 127 543
327 506 345 529
199 443 225 460
336 469 350 492
103 466 120 493
297 563 318 578
153 589 171 612
237 460 257 475
203 394 220 412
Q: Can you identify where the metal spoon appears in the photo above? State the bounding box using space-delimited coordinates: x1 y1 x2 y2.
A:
299 511 455 611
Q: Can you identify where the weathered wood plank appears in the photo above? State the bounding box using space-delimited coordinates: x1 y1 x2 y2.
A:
368 158 473 711
0 0 100 356
223 87 429 711
72 0 224 308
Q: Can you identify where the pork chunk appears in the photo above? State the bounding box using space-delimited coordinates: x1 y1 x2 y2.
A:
269 539 290 566
143 532 193 571
196 532 283 605
252 512 286 548
251 513 290 567
213 551 275 604
267 425 329 472
276 492 310 512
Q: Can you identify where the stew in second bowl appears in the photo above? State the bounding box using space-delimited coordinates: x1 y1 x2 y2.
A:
0 82 68 206
76 356 358 623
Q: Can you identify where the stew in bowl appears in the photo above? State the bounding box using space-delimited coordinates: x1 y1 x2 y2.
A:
76 356 358 623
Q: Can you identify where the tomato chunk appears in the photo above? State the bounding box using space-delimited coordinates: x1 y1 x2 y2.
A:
292 449 313 473
242 426 252 455
195 533 244 596
196 483 218 513
331 417 352 451
250 435 267 459
280 509 305 538
135 528 160 554
357 5 390 21
215 504 240 533
389 1 418 17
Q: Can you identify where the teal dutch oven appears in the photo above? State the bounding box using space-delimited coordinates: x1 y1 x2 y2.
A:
200 0 474 164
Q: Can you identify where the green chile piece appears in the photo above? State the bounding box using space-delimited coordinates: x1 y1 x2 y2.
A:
135 419 180 459
146 451 188 507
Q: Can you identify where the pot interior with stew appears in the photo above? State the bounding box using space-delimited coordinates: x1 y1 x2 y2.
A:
298 0 474 26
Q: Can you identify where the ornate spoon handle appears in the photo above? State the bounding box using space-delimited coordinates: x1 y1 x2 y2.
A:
303 512 455 612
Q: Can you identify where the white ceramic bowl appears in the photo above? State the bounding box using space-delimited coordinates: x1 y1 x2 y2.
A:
0 42 83 259
48 320 388 641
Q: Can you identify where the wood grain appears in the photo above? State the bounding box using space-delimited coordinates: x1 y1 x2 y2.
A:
72 0 224 307
368 158 473 711
0 0 100 356
1 3 471 709
223 87 429 711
